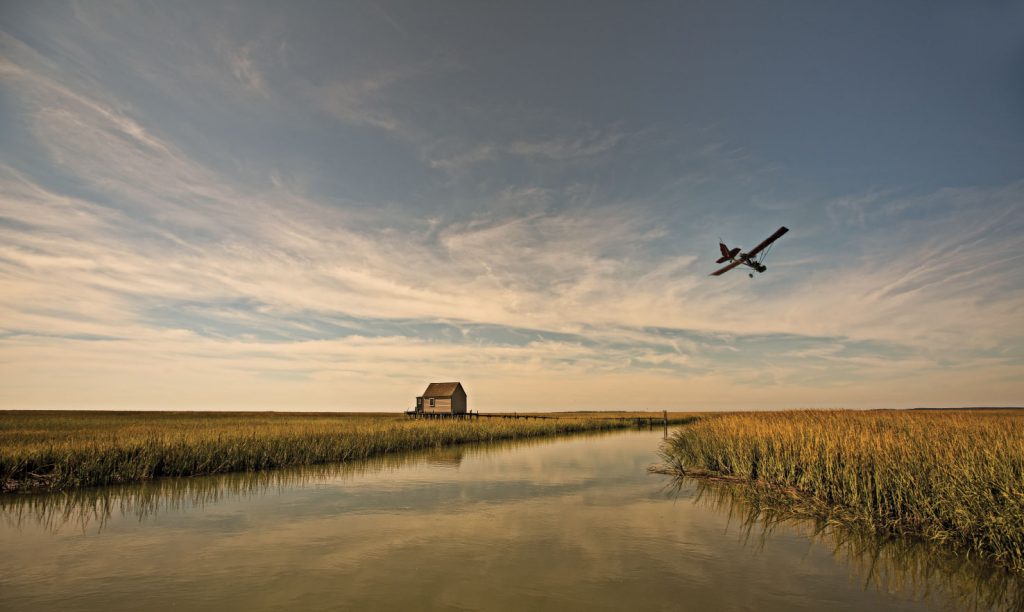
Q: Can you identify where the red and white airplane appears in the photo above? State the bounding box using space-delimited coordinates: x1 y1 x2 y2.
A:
710 226 789 278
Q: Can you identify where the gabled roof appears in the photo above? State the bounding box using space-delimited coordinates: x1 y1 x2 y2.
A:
421 382 464 398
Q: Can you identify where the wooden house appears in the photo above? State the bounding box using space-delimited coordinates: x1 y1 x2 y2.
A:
415 382 468 415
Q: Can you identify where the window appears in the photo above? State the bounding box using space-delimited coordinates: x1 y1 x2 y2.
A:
429 398 435 407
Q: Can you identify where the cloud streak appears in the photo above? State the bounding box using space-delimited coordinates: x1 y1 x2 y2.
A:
0 5 1021 410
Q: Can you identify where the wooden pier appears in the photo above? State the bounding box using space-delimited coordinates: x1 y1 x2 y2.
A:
404 410 671 428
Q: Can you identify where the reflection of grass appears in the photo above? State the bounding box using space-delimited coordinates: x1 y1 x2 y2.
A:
658 410 1024 575
0 411 639 493
1 430 617 534
678 478 1024 612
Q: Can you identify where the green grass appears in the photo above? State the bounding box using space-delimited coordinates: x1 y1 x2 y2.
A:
0 410 672 493
659 409 1024 573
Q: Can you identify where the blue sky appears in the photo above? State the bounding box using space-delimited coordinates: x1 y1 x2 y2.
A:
1 1 1022 410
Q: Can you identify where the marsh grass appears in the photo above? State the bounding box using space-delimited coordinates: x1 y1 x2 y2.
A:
1 431 617 534
659 410 1024 574
1 410 644 493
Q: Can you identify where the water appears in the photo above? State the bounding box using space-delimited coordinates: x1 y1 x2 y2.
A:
1 430 1018 611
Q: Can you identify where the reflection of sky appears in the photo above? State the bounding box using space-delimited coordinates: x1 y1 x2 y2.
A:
1 432 949 611
1 2 1022 409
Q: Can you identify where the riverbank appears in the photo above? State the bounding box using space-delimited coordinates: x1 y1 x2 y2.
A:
658 409 1024 574
1 410 695 493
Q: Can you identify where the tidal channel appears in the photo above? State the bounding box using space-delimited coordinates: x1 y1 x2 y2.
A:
1 430 1019 611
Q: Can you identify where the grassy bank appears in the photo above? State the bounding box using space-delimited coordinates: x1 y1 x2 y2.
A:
1 410 674 493
659 410 1024 573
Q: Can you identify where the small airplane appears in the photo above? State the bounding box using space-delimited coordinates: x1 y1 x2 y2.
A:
710 226 789 278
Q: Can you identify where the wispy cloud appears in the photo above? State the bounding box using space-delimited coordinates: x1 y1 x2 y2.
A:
226 44 269 96
506 129 624 160
306 57 463 139
426 128 627 174
1 7 1021 410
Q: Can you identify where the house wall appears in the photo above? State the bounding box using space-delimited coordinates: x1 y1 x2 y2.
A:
423 398 452 413
451 388 467 414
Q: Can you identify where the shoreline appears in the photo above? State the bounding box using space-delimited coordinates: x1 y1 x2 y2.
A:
1 411 695 495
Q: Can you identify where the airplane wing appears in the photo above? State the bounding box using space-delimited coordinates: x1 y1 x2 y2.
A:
709 260 744 276
745 226 789 259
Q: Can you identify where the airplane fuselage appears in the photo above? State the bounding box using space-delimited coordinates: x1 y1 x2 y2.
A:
737 253 767 273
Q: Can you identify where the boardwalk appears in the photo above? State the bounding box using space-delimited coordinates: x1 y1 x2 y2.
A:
404 410 671 428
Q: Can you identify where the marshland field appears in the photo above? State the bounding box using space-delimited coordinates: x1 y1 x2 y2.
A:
0 410 695 493
3 408 1023 610
659 409 1024 575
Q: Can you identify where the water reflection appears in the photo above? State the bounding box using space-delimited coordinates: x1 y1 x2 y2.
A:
423 446 465 469
0 432 611 535
1 430 1019 611
669 476 1024 612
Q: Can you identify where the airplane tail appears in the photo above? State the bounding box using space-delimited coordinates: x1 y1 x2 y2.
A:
717 242 731 263
717 243 740 263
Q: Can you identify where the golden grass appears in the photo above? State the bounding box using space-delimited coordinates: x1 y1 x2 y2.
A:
659 409 1024 573
0 410 648 493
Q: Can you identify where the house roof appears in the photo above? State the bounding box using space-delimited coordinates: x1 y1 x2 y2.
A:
421 382 464 398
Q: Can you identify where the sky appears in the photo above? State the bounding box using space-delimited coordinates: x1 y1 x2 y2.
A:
1 1 1022 411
